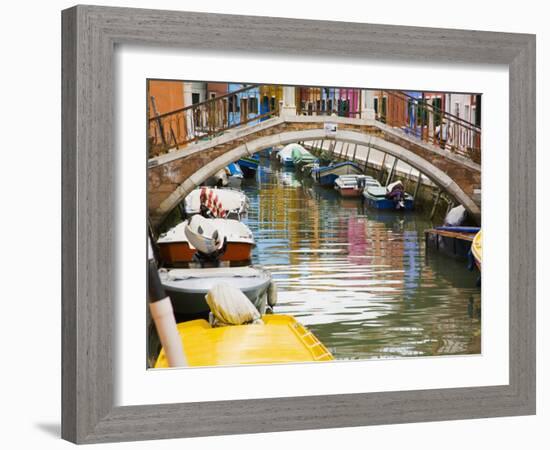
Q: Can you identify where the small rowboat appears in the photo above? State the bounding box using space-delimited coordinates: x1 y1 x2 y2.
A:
154 315 334 368
224 162 244 188
159 266 273 315
291 146 316 166
363 184 414 210
157 217 255 265
334 174 372 197
238 154 259 178
311 161 363 186
471 230 482 270
277 143 305 167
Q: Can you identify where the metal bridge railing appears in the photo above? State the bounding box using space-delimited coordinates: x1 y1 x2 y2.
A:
148 84 279 157
148 85 481 165
377 90 481 163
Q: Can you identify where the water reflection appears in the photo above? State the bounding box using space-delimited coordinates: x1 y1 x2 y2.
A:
241 158 481 360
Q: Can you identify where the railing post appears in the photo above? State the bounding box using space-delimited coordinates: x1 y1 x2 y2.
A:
150 96 167 147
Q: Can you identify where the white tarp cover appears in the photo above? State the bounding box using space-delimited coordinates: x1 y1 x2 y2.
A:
445 205 467 226
206 282 263 327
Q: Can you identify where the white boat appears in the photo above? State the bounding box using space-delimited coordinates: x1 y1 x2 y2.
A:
184 187 249 220
157 216 255 265
159 266 275 315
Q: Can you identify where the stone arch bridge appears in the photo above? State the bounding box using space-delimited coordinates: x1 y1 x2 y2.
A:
148 88 481 227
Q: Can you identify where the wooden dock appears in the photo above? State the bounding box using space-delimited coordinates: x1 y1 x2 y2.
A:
424 228 477 260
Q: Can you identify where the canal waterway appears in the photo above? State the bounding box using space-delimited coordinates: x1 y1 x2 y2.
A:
241 155 481 360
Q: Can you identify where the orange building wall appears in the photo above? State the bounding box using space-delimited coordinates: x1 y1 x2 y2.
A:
148 80 185 117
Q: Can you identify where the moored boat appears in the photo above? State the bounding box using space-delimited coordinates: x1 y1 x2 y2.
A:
363 181 414 210
157 218 255 265
224 162 244 188
154 314 333 368
334 174 370 197
158 266 274 315
203 169 228 187
311 161 363 186
184 187 249 220
238 154 260 178
276 143 303 167
425 226 480 260
471 230 482 270
291 146 316 166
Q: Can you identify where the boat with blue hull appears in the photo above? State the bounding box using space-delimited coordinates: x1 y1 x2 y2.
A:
363 184 414 210
239 154 260 178
311 161 363 186
225 162 244 187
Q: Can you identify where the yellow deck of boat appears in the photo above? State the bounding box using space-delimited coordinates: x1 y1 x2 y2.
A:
471 230 482 267
155 315 334 368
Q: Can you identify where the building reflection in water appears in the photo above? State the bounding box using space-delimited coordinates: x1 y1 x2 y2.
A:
241 158 481 360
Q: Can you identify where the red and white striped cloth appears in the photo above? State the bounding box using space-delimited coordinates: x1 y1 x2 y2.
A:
200 187 228 218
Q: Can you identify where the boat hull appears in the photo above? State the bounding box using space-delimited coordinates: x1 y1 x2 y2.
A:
160 267 272 315
239 157 259 178
363 192 414 210
337 187 363 198
154 315 334 368
158 241 253 265
471 230 482 271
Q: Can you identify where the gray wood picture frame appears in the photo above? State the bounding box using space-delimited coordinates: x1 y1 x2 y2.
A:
61 5 536 444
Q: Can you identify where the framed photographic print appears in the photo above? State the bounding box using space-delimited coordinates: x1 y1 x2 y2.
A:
61 5 536 444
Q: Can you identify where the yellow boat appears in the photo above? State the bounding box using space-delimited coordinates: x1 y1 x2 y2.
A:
155 315 334 368
471 230 482 270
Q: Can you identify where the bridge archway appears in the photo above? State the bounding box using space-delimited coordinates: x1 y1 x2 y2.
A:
153 128 481 225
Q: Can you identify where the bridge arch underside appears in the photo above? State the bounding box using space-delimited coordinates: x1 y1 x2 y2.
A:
149 128 481 226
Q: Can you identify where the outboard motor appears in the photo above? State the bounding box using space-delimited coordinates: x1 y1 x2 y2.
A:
386 180 406 210
185 215 227 268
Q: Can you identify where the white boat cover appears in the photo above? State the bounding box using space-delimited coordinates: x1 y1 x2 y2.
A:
386 180 404 192
157 218 254 246
335 174 368 188
184 215 225 254
444 205 467 226
365 186 388 197
206 282 263 327
184 188 248 216
278 143 304 161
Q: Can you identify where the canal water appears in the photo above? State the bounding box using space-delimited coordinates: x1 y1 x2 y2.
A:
241 155 481 360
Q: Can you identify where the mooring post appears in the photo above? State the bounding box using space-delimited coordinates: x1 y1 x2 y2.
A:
352 144 358 163
430 189 442 220
387 157 398 185
413 173 423 199
364 146 371 173
378 153 387 182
